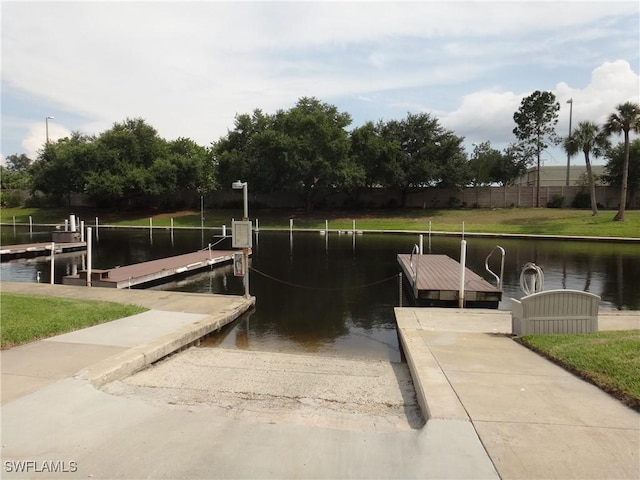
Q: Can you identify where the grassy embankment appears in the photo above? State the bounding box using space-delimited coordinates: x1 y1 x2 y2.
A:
0 293 147 349
517 331 640 411
1 206 638 409
2 206 640 238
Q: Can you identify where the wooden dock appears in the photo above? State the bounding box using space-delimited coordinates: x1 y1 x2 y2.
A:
63 250 240 289
0 242 86 260
397 254 502 308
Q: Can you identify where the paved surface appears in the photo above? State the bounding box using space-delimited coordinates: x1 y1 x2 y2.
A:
396 307 640 480
1 280 638 479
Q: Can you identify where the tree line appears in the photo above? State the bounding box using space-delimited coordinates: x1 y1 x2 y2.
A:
2 95 639 219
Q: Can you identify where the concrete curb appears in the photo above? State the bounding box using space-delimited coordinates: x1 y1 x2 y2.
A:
395 309 469 422
79 297 255 387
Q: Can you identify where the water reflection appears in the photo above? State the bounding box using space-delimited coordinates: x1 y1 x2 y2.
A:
2 226 639 359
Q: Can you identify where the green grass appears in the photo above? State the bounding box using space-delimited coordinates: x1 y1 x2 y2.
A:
0 293 148 349
2 206 640 238
516 330 640 411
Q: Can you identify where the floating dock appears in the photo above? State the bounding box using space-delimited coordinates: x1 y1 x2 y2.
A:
0 242 86 260
63 250 240 289
397 254 502 308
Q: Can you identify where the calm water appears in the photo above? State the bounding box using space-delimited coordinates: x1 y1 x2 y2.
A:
2 226 639 361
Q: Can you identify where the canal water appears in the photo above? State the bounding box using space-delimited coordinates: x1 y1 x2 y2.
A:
2 226 639 361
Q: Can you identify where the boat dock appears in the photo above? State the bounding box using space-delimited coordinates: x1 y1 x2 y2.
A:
0 242 87 260
398 254 502 308
63 250 241 289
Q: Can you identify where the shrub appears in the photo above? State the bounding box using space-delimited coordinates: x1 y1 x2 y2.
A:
546 193 564 208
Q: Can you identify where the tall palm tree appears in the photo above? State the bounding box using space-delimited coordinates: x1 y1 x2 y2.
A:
564 121 609 216
604 102 640 221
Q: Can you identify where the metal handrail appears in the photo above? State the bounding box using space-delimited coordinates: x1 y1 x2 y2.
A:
409 244 419 284
485 245 505 291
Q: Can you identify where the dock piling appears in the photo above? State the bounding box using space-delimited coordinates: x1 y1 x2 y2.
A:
459 240 467 308
86 227 92 287
50 242 55 285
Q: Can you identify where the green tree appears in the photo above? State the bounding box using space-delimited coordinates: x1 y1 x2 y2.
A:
1 154 33 189
603 139 640 207
376 112 465 206
492 144 528 186
603 102 640 221
564 121 609 216
31 133 97 205
349 121 387 188
274 97 354 212
513 90 560 207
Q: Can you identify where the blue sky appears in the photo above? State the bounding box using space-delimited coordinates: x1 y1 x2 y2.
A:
2 1 639 167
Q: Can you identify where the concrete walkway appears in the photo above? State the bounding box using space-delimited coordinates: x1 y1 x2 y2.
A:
396 307 640 480
1 282 255 402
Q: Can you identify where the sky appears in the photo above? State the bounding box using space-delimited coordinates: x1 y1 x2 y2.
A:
1 0 639 168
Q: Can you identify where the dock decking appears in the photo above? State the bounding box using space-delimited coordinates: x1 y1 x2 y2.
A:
63 250 240 289
0 242 87 260
397 254 502 308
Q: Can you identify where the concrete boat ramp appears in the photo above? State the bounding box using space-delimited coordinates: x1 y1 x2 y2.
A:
1 281 638 479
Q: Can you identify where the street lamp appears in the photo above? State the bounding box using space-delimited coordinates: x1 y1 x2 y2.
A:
565 99 573 186
232 180 250 298
46 116 54 144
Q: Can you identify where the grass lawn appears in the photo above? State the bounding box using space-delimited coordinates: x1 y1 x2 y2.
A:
516 330 640 411
0 293 148 349
2 206 640 238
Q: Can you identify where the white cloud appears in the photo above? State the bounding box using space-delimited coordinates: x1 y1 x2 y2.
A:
442 59 640 154
21 122 71 160
1 1 638 160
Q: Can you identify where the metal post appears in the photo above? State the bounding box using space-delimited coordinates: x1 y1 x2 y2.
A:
50 242 55 284
459 240 467 308
86 227 92 287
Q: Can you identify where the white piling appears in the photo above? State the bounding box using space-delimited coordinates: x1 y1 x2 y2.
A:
222 225 226 237
352 219 356 233
419 235 424 255
65 219 69 232
171 218 174 233
50 242 55 284
29 216 33 235
255 218 259 232
86 227 92 287
325 219 329 232
149 217 153 230
462 221 465 240
290 218 293 232
459 239 467 308
70 214 76 232
80 221 85 242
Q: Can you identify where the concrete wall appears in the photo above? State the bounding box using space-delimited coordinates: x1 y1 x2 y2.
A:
7 185 639 210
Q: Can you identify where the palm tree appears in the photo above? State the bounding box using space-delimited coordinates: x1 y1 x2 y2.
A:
564 121 609 216
604 102 640 221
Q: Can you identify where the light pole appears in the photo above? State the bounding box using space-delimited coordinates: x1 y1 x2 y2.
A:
46 116 54 144
232 180 250 298
565 99 573 186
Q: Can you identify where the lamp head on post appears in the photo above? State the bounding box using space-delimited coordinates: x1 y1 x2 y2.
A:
232 180 245 190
